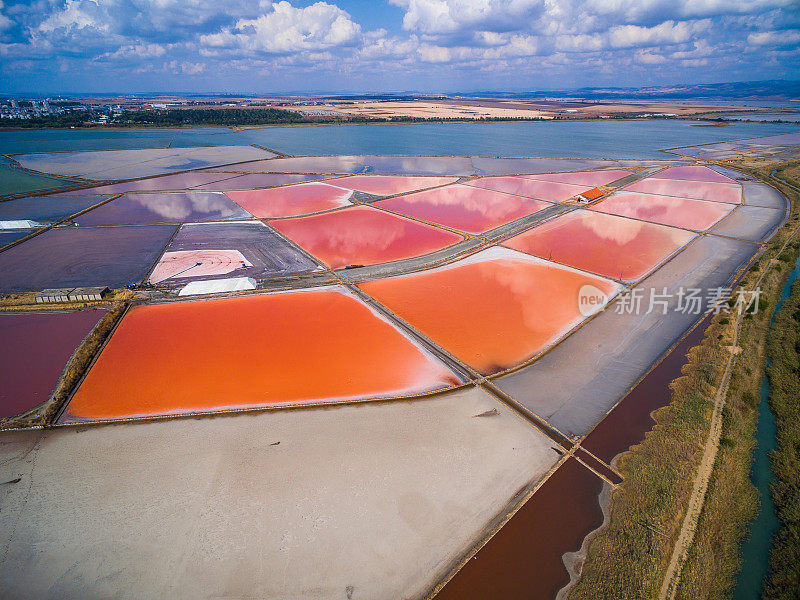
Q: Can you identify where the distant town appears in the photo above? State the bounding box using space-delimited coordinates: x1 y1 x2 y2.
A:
1 90 797 129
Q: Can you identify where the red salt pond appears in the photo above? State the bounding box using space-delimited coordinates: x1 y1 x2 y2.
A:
623 178 742 204
1 310 106 419
330 175 457 195
269 206 462 269
591 192 733 231
433 458 605 600
374 184 552 234
652 165 738 184
466 176 587 202
525 169 632 187
360 247 621 375
225 182 353 218
504 209 695 281
61 287 459 422
582 315 712 463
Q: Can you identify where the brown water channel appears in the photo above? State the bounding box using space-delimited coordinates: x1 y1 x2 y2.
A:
434 315 712 599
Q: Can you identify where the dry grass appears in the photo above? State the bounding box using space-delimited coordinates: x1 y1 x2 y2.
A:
0 288 140 312
570 161 800 600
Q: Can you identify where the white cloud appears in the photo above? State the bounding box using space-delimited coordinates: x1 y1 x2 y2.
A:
101 43 168 60
0 1 13 31
634 49 667 64
748 29 800 46
419 43 451 62
391 0 546 35
608 20 711 49
201 1 361 54
36 0 107 34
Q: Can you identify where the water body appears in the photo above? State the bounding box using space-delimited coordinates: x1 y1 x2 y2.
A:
733 253 800 599
1 121 799 159
0 163 73 196
721 113 800 123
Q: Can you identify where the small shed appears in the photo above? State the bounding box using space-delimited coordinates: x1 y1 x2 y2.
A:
582 187 605 200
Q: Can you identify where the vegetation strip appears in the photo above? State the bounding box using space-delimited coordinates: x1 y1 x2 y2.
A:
763 237 800 599
568 161 800 600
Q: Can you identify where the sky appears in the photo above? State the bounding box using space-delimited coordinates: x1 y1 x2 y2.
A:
0 0 798 93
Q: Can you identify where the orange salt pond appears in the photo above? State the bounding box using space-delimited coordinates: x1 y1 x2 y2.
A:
375 184 551 233
466 176 588 202
61 287 459 422
269 206 462 268
623 178 742 204
225 182 353 218
525 169 632 187
360 247 621 375
504 209 695 281
591 192 733 231
331 175 457 195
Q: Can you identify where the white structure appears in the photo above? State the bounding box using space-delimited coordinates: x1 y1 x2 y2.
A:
178 277 257 297
0 220 41 229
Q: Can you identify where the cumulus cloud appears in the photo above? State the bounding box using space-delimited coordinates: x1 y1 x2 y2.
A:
201 1 361 54
391 0 546 36
608 20 711 49
748 29 800 46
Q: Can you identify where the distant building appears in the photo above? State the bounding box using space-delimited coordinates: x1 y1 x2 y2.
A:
68 286 109 301
35 286 109 303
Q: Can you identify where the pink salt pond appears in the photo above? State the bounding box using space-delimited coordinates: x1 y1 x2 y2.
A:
331 175 457 196
374 184 552 233
149 249 251 283
466 176 588 202
504 209 695 281
623 178 742 204
269 205 462 269
590 192 734 231
524 170 632 187
225 182 353 218
652 165 737 184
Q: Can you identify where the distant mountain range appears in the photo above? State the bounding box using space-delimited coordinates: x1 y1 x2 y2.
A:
468 80 800 101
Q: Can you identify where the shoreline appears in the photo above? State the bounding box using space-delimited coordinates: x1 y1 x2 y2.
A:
2 115 800 133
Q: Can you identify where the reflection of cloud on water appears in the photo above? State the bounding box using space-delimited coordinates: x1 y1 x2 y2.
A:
468 256 618 334
596 192 732 231
401 184 531 220
127 192 239 220
292 212 406 262
576 210 693 248
578 212 644 245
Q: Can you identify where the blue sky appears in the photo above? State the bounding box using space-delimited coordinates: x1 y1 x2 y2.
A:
0 0 798 93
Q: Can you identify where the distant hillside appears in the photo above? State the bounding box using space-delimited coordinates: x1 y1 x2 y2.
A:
472 80 800 101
